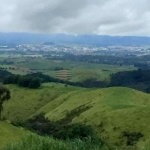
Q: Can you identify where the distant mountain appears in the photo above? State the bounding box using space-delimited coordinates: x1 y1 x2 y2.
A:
0 32 150 46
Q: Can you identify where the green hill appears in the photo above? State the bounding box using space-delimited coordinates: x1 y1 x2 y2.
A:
2 83 81 121
0 121 26 147
3 83 150 149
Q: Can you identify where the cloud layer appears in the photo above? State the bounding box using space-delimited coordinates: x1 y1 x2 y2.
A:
0 0 150 35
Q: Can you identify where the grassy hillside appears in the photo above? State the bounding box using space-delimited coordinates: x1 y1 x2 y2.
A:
3 83 150 149
0 121 26 146
3 83 81 121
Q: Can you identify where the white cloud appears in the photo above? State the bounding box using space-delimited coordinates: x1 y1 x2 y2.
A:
0 0 150 36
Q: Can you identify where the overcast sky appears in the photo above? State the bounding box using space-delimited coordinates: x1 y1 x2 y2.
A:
0 0 150 36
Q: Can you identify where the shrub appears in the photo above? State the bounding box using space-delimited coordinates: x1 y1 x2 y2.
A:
13 113 101 143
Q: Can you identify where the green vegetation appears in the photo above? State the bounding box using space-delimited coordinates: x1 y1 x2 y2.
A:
0 69 11 82
2 83 81 121
2 83 150 149
1 57 136 82
2 56 150 149
4 75 41 89
1 134 106 150
13 113 99 142
0 86 10 120
0 64 31 75
0 121 27 146
109 69 150 93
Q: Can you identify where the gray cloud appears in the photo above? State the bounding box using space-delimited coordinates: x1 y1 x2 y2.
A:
0 0 150 35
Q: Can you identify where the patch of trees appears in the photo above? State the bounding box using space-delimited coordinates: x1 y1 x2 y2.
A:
3 75 41 89
109 69 150 93
4 68 150 92
134 63 150 70
12 113 100 142
0 69 11 82
0 86 10 120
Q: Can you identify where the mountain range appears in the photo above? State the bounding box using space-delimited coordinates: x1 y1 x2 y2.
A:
1 32 150 46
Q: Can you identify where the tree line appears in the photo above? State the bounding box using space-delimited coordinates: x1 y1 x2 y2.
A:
2 68 150 93
3 74 41 89
109 69 150 93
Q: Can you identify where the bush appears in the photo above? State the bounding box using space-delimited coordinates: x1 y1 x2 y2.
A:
123 131 143 146
13 113 100 142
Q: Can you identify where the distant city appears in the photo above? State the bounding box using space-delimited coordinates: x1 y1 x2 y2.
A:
0 44 149 57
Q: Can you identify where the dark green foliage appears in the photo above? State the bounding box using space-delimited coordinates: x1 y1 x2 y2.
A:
134 63 150 69
17 76 32 87
109 69 150 93
13 113 100 142
59 105 91 124
3 75 20 84
3 75 41 89
0 69 11 82
2 133 104 150
0 86 10 120
123 131 143 146
28 78 41 89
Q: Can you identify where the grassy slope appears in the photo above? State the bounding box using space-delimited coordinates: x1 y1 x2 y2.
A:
45 87 150 149
3 83 150 149
3 83 81 121
0 121 26 147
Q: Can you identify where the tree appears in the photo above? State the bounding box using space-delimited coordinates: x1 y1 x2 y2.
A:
0 86 10 120
28 78 41 89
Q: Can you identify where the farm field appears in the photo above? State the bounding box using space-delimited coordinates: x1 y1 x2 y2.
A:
1 57 136 82
2 83 150 149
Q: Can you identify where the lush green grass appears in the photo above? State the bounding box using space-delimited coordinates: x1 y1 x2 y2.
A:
44 87 150 149
3 83 81 121
0 121 27 146
1 133 107 150
3 83 150 149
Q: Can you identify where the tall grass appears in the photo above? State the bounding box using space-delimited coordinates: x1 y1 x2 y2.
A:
1 134 107 150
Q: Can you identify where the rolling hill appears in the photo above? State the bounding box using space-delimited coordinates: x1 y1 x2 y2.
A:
2 83 150 149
